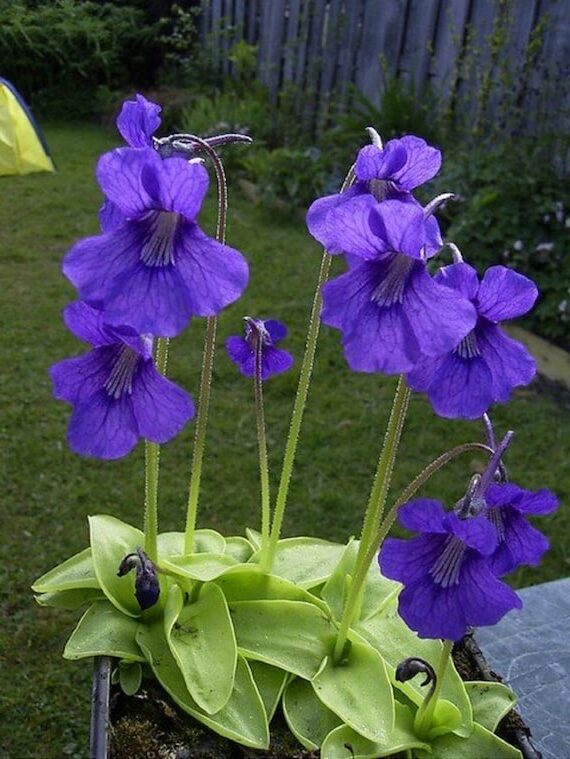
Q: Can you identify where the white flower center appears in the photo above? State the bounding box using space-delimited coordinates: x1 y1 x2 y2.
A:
371 254 415 307
140 211 179 267
104 347 139 399
453 330 481 358
429 535 466 588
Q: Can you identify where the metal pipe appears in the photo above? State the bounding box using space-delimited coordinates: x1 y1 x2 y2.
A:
90 656 111 759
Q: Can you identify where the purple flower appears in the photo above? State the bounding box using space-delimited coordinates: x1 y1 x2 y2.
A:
379 499 522 640
320 200 477 374
63 148 249 337
226 318 293 380
307 135 441 253
116 93 161 149
484 483 558 576
50 302 194 460
406 263 538 419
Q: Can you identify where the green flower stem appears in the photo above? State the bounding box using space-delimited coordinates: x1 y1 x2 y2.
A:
182 135 228 555
415 639 454 738
333 375 411 663
184 316 218 554
254 337 271 549
143 337 170 562
261 166 356 573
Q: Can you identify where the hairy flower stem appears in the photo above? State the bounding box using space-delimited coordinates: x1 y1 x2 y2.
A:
333 375 411 663
415 639 454 738
376 441 494 549
261 166 356 573
144 337 170 562
183 137 228 555
254 338 271 550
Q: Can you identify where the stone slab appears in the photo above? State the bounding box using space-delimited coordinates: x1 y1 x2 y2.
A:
507 325 570 387
477 578 570 759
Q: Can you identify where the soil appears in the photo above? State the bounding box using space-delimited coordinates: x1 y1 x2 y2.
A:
108 632 542 759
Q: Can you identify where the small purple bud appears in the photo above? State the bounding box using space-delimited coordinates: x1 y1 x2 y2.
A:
117 548 160 611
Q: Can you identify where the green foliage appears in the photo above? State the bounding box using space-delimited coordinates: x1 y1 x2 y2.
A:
160 3 221 89
431 137 570 347
33 516 523 757
324 79 443 161
0 0 161 117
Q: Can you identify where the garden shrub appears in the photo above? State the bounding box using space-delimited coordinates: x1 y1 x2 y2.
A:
0 0 162 117
430 137 570 348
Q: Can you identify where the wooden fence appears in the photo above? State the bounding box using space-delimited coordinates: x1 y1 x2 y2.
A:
198 0 570 135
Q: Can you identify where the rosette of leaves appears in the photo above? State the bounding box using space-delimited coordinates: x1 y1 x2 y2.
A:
33 521 521 757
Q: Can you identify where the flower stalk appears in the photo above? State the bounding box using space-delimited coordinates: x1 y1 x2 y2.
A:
254 332 272 549
261 165 356 572
143 337 169 562
333 375 411 662
184 136 229 555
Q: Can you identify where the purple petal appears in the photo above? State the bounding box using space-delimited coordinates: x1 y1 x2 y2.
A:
460 556 522 628
226 336 251 367
99 198 126 233
261 347 294 379
435 262 480 301
322 263 421 374
402 265 477 358
265 319 287 343
392 136 442 191
63 302 115 346
324 194 385 258
368 200 427 259
97 148 158 218
305 185 364 253
424 214 443 258
103 261 193 338
477 323 536 403
50 346 116 403
141 158 209 220
488 508 550 575
407 351 495 420
398 578 470 640
379 534 446 585
63 225 142 305
445 512 497 555
355 141 407 181
116 94 161 148
130 361 194 442
67 390 139 460
476 266 538 322
486 483 558 516
397 499 448 533
175 224 249 318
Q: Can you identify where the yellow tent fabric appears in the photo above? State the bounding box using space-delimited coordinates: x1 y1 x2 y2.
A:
0 78 55 175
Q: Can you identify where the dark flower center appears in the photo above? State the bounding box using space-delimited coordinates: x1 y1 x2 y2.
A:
104 346 139 399
140 211 180 267
371 254 415 307
429 535 466 588
453 330 481 359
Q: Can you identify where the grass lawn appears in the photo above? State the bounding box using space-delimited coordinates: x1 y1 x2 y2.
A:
1 123 568 758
